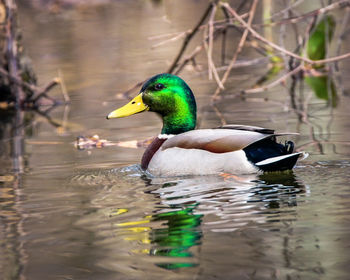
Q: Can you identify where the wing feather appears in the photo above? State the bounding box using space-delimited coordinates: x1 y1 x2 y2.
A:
162 128 299 153
162 129 271 153
215 124 275 134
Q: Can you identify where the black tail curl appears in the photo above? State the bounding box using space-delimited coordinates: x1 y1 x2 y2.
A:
243 138 299 172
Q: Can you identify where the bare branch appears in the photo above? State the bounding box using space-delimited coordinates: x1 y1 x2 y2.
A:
269 0 305 20
174 28 223 75
260 0 350 27
243 65 304 94
167 1 218 74
58 69 70 103
4 0 24 105
212 0 259 100
222 2 350 65
0 67 36 92
205 3 225 89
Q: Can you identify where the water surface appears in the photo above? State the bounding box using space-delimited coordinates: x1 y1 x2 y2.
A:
1 1 350 279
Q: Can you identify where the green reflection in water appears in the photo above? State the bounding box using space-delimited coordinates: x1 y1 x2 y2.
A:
150 204 203 269
116 202 203 270
304 15 337 106
305 75 337 107
307 15 336 62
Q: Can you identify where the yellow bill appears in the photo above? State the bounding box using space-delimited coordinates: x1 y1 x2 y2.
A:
106 93 149 119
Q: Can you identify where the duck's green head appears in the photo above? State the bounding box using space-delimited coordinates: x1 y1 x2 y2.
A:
107 73 197 135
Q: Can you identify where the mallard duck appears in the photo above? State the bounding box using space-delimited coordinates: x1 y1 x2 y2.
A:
107 73 304 176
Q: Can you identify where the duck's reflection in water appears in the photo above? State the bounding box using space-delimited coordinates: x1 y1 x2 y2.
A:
116 171 307 269
148 205 203 269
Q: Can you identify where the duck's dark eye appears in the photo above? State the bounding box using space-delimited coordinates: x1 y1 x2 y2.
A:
154 83 164 91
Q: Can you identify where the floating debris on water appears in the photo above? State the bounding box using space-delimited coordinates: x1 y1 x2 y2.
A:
75 135 112 150
75 134 154 150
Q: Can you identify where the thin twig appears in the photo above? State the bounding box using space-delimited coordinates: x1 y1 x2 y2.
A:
220 5 232 65
242 65 304 94
222 2 350 65
167 1 218 74
174 28 223 75
33 79 60 103
149 31 185 41
300 15 318 59
286 12 317 110
314 52 350 64
211 103 227 125
212 0 259 100
58 69 70 103
151 31 188 49
195 57 269 75
151 0 349 49
270 0 305 20
205 3 224 89
286 8 303 72
60 104 70 134
0 67 36 92
207 3 216 80
334 5 350 95
148 12 250 49
5 0 24 106
261 0 350 27
223 2 313 63
35 107 61 127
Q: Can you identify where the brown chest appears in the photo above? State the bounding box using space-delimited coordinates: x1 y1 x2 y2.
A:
141 137 167 170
